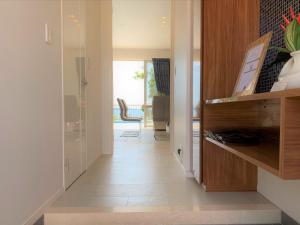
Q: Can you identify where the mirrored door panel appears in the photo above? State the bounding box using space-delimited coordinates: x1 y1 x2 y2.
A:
63 0 86 188
192 0 201 183
79 0 87 173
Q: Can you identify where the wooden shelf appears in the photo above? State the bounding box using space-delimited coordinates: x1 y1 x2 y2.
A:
205 88 300 105
203 93 300 180
205 137 279 176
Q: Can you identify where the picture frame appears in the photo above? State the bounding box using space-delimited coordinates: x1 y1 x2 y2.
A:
232 32 272 96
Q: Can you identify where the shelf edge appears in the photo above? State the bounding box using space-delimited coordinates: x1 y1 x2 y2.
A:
205 137 280 176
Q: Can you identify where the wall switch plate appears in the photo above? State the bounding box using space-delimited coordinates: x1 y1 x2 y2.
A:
44 23 52 44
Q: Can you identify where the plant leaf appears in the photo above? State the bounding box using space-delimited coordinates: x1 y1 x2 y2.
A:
285 19 297 51
269 46 290 53
294 20 300 50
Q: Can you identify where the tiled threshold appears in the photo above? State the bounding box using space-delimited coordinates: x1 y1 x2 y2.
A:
45 204 281 225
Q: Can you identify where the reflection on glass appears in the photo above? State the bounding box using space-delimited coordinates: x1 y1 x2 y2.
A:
145 61 156 127
63 0 87 188
146 62 157 105
192 0 201 183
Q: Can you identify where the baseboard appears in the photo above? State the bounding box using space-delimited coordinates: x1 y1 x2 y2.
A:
22 187 64 225
171 150 195 178
172 149 183 166
185 170 194 177
87 152 102 168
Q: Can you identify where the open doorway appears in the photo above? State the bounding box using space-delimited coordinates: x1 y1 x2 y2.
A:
112 0 171 143
113 60 157 137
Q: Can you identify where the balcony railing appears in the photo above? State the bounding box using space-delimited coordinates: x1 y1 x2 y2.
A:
113 104 153 127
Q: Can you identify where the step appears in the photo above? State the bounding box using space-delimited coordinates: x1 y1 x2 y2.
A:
45 204 281 225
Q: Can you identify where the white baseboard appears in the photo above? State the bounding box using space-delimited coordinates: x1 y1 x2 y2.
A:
87 153 102 168
171 150 195 178
172 149 183 164
185 170 194 178
22 187 64 225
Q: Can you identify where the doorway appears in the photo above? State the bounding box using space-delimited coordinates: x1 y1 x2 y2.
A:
113 60 156 135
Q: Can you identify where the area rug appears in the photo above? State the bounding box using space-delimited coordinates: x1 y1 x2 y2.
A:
120 130 140 137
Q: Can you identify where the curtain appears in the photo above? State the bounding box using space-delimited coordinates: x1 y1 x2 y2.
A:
152 58 170 96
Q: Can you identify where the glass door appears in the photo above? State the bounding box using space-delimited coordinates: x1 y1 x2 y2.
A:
192 0 201 183
144 61 157 127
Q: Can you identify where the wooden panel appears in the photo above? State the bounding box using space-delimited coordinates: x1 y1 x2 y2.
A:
206 88 300 104
202 0 260 100
203 139 257 192
204 99 280 130
206 137 279 176
201 0 260 191
280 97 300 179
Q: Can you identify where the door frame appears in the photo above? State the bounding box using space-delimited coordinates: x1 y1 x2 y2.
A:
170 0 194 177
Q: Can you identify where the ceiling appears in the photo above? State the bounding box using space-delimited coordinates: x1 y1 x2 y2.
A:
113 0 171 49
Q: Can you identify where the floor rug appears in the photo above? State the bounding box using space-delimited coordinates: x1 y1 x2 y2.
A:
120 130 140 137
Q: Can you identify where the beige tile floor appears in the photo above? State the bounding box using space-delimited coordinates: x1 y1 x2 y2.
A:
52 128 275 211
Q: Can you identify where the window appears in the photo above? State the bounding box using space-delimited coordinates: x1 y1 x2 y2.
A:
113 60 156 127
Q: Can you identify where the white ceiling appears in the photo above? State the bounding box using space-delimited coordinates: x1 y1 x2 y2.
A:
113 0 171 49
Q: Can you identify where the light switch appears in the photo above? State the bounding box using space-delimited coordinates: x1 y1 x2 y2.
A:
44 23 52 44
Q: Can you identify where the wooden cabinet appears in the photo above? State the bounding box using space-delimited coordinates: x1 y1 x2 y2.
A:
201 0 300 192
203 139 258 192
201 0 260 191
203 89 300 184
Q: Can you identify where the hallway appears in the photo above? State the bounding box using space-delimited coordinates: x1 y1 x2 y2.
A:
52 130 276 211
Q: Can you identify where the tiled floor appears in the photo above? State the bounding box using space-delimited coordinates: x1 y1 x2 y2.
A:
48 128 281 224
52 128 276 211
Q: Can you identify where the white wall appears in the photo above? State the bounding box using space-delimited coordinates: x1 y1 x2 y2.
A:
0 1 63 225
171 0 193 174
258 169 300 222
113 48 171 61
86 0 103 166
100 0 114 155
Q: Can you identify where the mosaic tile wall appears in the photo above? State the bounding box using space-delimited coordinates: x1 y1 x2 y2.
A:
256 0 299 93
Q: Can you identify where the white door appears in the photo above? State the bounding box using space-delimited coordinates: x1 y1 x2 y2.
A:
63 0 87 188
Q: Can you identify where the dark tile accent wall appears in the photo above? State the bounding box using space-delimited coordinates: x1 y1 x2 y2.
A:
257 0 300 93
282 212 300 225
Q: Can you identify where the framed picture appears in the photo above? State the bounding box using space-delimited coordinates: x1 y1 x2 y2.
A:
233 32 272 96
